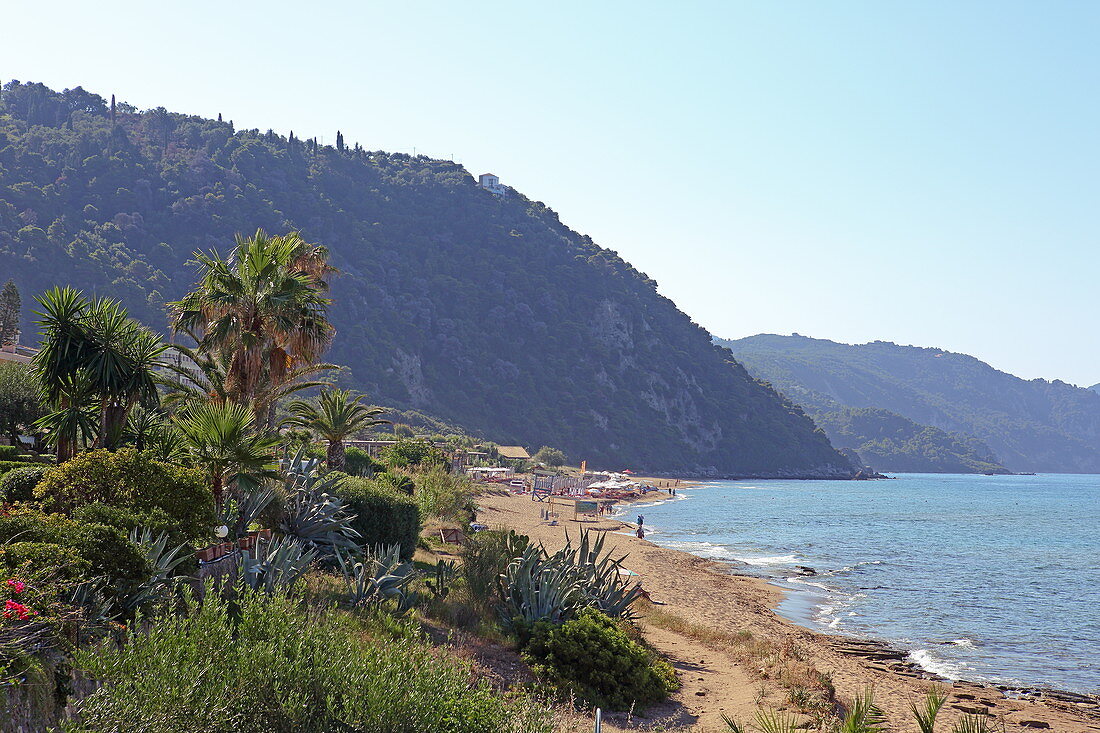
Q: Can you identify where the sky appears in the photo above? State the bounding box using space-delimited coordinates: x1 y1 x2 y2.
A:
3 2 1098 384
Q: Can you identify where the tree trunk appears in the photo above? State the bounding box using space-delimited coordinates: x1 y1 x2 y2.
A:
327 440 346 471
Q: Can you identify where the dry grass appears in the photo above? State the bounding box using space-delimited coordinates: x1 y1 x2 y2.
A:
639 600 837 723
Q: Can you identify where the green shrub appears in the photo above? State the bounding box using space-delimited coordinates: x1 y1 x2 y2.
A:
343 446 384 476
375 470 414 494
0 511 150 590
522 608 678 711
0 445 19 460
461 528 528 608
34 448 214 541
334 477 420 560
0 460 31 475
73 503 186 548
0 541 91 579
414 466 475 522
0 465 48 502
379 439 446 470
533 446 567 467
71 589 553 733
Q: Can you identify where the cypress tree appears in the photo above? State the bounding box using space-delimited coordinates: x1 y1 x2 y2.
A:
0 279 21 346
336 130 345 152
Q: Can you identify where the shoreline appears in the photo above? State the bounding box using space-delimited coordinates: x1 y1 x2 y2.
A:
475 488 1100 731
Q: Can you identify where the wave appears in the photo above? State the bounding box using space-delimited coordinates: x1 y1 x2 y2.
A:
734 553 804 566
909 648 969 680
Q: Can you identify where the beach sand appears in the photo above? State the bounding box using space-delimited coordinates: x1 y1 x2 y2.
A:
476 489 1100 732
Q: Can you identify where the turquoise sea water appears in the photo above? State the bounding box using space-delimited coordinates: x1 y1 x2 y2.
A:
626 474 1100 693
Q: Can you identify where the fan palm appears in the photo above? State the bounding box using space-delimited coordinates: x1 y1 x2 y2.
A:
168 230 335 422
159 335 336 425
281 389 390 471
173 401 281 508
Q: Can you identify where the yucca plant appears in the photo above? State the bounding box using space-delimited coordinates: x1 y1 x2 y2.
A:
336 545 417 611
839 687 888 733
912 685 948 733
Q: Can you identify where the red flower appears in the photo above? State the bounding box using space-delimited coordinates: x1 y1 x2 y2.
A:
3 599 35 621
6 579 25 594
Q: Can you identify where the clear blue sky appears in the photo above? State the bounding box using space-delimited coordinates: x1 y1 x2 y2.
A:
3 2 1098 384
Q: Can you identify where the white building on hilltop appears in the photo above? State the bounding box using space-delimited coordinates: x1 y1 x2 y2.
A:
478 172 507 196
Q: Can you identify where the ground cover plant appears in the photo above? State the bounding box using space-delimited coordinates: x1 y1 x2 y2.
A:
68 587 554 733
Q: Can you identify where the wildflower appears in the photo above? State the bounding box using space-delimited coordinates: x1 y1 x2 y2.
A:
6 579 25 594
3 600 35 621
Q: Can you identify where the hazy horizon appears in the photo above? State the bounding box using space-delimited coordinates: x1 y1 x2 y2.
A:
3 1 1097 385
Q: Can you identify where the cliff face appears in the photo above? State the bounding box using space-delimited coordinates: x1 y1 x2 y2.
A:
724 334 1100 473
0 81 854 476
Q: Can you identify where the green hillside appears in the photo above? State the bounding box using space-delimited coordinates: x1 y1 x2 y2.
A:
721 333 1100 473
0 80 854 477
813 407 1008 474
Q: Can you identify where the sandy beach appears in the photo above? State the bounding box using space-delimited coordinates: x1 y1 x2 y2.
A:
476 489 1100 732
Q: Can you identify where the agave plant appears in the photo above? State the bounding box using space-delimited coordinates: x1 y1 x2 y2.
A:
120 528 193 610
498 543 585 627
336 545 417 611
497 529 643 627
237 536 317 594
562 529 643 621
278 445 360 556
218 480 276 539
912 685 948 733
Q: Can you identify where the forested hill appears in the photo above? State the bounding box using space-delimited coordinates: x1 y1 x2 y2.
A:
721 334 1100 473
0 81 853 477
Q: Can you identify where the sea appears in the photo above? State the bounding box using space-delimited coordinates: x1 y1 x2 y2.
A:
624 473 1100 694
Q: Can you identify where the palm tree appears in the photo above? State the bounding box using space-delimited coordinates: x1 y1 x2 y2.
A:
32 374 99 459
281 389 389 471
168 230 335 423
159 334 336 426
32 287 166 457
174 401 281 508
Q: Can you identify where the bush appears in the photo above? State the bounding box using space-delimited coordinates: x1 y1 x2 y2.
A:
379 439 446 470
522 608 678 711
0 445 19 460
0 511 150 590
343 446 384 476
0 460 32 475
414 466 475 523
0 541 91 579
72 503 185 548
461 528 528 608
34 448 214 541
0 465 48 502
71 589 552 733
334 477 421 560
533 446 567 467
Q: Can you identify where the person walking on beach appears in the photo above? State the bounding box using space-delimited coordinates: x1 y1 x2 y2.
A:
637 514 644 527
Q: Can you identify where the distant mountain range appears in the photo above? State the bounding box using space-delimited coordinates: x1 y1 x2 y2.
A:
720 334 1100 474
0 80 855 478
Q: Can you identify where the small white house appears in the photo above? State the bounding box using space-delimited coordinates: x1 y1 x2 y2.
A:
478 173 507 196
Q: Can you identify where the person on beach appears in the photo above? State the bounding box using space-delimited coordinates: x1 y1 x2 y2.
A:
636 526 645 539
637 514 644 527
